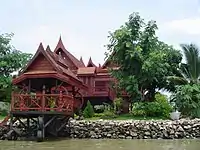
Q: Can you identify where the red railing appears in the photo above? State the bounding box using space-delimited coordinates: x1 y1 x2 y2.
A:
11 93 74 113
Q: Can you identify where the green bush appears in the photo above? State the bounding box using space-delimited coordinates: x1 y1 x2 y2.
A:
132 93 172 118
170 84 200 118
100 111 117 119
0 102 9 116
94 113 105 118
94 104 117 119
83 101 94 118
114 97 123 114
94 105 105 113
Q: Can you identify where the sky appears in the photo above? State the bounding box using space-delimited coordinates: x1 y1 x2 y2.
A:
1 0 200 65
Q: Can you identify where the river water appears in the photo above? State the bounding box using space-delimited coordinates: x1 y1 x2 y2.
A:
0 139 200 150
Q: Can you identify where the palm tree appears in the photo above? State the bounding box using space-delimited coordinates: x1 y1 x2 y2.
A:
167 43 200 85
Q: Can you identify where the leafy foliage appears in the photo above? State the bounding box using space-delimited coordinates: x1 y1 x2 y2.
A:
170 84 200 118
106 12 182 101
113 97 123 114
94 105 105 113
168 44 200 85
132 93 172 118
83 101 95 118
0 33 32 102
167 44 200 118
0 102 9 116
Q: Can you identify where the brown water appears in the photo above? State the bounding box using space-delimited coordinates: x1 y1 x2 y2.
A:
0 139 200 150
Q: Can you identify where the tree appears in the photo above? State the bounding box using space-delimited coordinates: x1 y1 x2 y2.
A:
83 101 94 118
167 44 200 118
106 12 182 102
0 33 32 102
168 43 200 85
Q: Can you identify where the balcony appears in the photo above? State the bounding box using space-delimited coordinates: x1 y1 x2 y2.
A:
11 93 77 115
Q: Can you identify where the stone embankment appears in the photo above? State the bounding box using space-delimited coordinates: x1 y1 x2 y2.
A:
0 126 8 140
69 119 200 139
1 119 200 140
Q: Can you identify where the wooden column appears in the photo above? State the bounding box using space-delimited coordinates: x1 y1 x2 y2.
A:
72 86 75 97
58 91 63 112
28 79 31 93
42 85 46 112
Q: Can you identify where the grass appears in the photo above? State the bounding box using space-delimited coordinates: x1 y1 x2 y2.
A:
0 115 6 120
83 113 167 121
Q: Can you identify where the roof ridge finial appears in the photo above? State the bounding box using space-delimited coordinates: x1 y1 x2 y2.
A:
46 45 51 51
80 56 85 67
54 35 65 52
59 34 62 41
38 42 45 51
87 56 96 67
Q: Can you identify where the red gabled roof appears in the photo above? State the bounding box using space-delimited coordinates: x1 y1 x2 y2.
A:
20 43 61 74
14 43 88 90
80 57 85 67
46 45 69 69
54 36 85 68
45 46 80 81
87 57 96 67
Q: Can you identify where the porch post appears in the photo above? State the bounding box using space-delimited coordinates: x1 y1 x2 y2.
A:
42 85 46 111
28 79 31 93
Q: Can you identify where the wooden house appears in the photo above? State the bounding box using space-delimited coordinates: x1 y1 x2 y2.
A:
13 37 125 108
53 37 117 106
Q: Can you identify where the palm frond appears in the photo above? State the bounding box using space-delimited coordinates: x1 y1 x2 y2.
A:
179 63 191 81
167 76 188 85
180 43 200 83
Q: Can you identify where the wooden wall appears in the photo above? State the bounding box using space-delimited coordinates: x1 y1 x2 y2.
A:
26 54 54 72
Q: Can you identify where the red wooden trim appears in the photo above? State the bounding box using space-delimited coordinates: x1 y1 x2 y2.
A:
94 78 114 81
54 37 84 68
87 57 96 67
21 43 62 74
55 74 88 90
12 73 61 84
11 93 75 113
12 73 88 91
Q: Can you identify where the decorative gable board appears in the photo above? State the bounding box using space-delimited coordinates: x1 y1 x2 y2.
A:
26 53 55 72
57 49 78 71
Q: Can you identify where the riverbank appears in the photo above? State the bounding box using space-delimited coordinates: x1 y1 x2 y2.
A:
1 118 200 140
69 119 200 139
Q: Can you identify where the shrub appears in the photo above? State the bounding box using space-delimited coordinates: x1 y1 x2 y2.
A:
94 113 105 118
94 104 117 119
170 84 200 118
94 105 105 113
132 93 172 118
114 97 123 114
83 101 94 118
154 93 172 117
100 111 117 119
0 102 9 116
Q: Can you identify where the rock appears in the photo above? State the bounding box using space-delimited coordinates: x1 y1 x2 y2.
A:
183 125 191 130
106 134 112 138
144 131 151 136
130 132 137 137
119 135 125 139
177 126 184 132
169 130 175 135
67 119 200 140
126 136 132 139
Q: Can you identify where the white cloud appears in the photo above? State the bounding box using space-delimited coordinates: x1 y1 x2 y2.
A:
165 18 200 35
